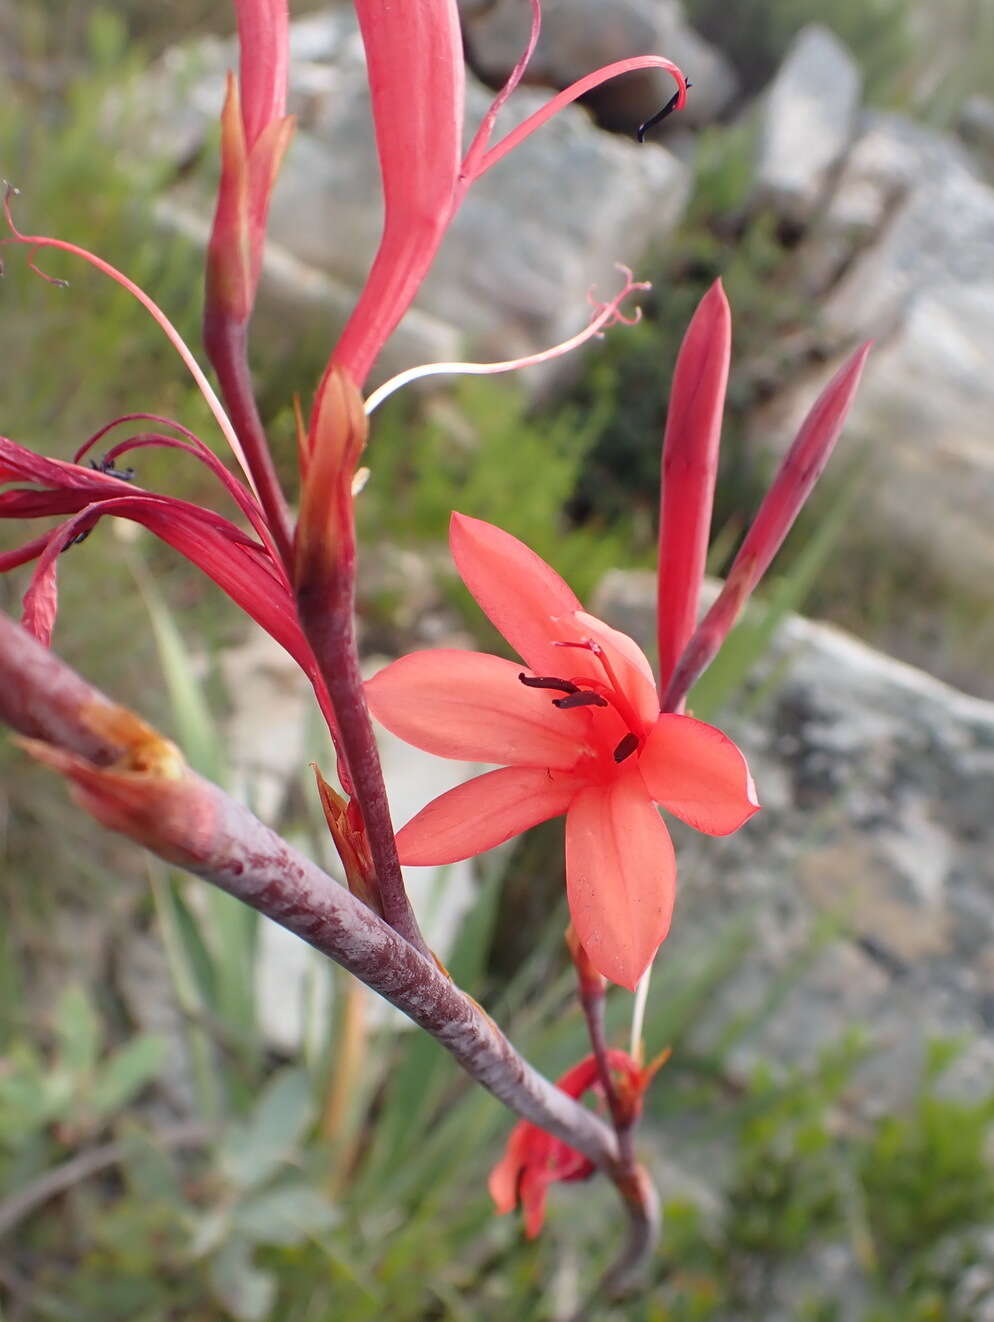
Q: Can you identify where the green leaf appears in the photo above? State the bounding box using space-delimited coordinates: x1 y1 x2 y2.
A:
53 984 102 1078
89 1034 168 1117
220 1068 314 1191
207 1239 276 1322
0 1044 74 1138
189 1208 232 1259
232 1182 338 1246
148 865 223 1124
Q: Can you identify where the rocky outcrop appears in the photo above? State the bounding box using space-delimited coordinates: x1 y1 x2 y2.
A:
752 24 862 224
595 570 994 1115
748 28 994 602
459 0 739 131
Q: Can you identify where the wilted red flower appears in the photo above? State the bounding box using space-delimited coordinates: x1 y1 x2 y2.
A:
489 1049 661 1237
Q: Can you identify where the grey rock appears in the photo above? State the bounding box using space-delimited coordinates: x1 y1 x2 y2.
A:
115 930 198 1115
959 94 994 178
593 570 994 1117
753 25 862 224
115 11 690 391
757 111 994 596
460 0 738 130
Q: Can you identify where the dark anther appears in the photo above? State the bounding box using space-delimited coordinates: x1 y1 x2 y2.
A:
636 80 692 143
89 456 136 482
518 673 579 695
553 691 609 710
613 732 639 763
61 528 93 552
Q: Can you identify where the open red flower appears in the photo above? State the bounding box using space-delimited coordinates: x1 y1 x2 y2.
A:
489 1049 658 1237
366 513 758 989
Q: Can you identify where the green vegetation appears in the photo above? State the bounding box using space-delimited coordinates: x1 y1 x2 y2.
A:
4 918 993 1320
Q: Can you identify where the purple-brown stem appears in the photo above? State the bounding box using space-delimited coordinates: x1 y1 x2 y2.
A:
293 367 425 954
579 982 636 1170
570 1168 661 1320
303 599 429 958
203 312 295 570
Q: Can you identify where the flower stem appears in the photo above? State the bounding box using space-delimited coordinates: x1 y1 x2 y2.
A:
296 569 430 957
203 312 294 569
0 609 612 1164
578 978 636 1169
0 610 661 1284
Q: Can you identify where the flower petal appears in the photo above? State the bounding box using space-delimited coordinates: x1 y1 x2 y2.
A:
395 766 578 866
234 0 288 148
366 649 592 770
449 513 587 677
661 343 871 711
489 1123 532 1216
657 279 730 701
571 611 659 728
327 0 464 386
639 714 759 835
565 767 675 990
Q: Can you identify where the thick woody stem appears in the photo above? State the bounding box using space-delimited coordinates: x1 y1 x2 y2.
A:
203 312 295 570
0 611 621 1169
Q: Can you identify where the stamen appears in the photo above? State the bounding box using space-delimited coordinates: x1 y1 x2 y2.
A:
553 636 643 742
518 672 579 694
613 733 639 763
89 456 136 482
61 528 93 551
637 80 692 143
553 691 608 710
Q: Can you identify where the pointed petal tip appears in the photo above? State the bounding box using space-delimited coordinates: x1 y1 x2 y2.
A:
701 276 730 315
447 512 584 675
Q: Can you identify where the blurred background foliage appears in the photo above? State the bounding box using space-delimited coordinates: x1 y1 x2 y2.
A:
2 2 994 1320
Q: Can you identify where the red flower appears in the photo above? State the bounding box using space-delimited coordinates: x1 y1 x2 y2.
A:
0 428 323 688
322 0 687 392
366 513 758 990
489 1049 658 1237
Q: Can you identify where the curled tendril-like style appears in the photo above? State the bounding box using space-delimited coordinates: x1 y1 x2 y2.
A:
364 264 651 415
